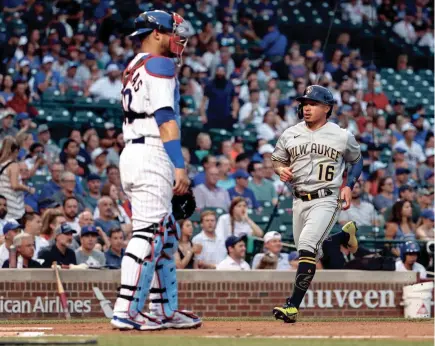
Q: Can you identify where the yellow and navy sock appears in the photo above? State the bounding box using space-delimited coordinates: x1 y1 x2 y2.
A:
288 250 316 309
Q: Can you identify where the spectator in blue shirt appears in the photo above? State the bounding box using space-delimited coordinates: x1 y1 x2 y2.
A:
104 228 125 269
33 56 65 94
192 155 218 187
216 18 237 48
228 170 260 209
94 196 121 236
200 65 239 131
259 24 288 61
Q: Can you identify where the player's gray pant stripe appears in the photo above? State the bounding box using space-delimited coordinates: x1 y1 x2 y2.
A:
315 200 341 253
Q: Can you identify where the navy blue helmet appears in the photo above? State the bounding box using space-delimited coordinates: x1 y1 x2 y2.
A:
296 85 335 119
400 240 421 262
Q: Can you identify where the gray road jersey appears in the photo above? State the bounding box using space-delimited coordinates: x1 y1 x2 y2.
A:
272 121 361 192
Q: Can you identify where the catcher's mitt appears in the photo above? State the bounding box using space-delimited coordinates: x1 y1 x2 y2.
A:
171 187 196 220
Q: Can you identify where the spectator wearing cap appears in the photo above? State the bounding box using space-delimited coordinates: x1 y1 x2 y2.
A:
2 232 42 268
22 1 49 34
200 65 239 131
418 148 434 184
89 148 109 179
416 209 434 241
89 64 122 101
424 170 434 188
338 181 381 227
75 225 106 268
373 176 395 213
365 161 388 196
393 123 425 169
216 234 250 270
52 171 87 213
193 166 231 211
411 105 430 148
248 161 278 205
216 157 235 190
75 52 96 88
0 221 21 267
387 147 411 177
192 210 227 269
63 62 81 92
104 228 125 269
34 56 65 94
37 124 60 164
252 231 293 270
393 10 417 44
84 174 102 212
38 223 77 268
192 155 217 187
228 170 259 210
394 167 412 196
239 88 267 127
0 110 18 141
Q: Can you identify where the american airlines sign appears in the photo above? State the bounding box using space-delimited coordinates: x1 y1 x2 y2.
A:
300 289 395 309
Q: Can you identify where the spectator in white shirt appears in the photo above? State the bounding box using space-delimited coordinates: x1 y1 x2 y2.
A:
238 89 267 127
395 241 427 279
393 12 417 44
338 182 380 227
342 0 365 25
252 231 293 270
256 110 281 141
192 210 227 269
202 40 220 70
418 26 434 49
63 196 81 234
215 197 264 240
216 235 251 270
0 221 21 267
393 123 426 169
89 64 122 101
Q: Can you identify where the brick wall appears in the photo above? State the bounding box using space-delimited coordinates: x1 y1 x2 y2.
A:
0 270 419 319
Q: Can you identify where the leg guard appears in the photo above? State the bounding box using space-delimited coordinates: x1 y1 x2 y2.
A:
149 214 180 319
113 224 162 319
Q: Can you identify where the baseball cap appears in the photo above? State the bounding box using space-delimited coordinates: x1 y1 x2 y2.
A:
424 170 434 180
233 169 250 179
55 223 76 236
42 55 55 65
38 197 61 210
16 112 30 122
402 123 416 132
87 173 101 181
91 148 108 161
0 109 15 120
67 61 79 69
225 234 247 249
411 113 421 122
234 136 244 144
106 64 120 73
421 209 434 221
81 225 99 236
264 231 281 243
258 144 274 155
86 52 96 60
3 221 21 235
37 124 49 134
19 59 30 68
396 167 411 175
395 147 407 154
370 161 387 173
398 184 412 194
104 122 115 130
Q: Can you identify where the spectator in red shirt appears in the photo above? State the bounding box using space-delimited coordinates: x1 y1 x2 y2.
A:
363 80 390 110
6 80 37 116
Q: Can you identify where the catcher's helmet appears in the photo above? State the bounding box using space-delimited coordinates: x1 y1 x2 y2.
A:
400 240 420 262
129 10 189 62
296 85 335 119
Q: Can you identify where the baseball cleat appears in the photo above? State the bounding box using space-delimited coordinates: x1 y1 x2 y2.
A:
342 221 358 254
273 304 298 323
111 312 164 331
159 310 202 329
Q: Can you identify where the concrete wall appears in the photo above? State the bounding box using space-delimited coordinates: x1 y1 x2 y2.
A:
0 270 418 319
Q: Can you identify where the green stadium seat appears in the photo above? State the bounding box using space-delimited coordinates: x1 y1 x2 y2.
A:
30 175 50 194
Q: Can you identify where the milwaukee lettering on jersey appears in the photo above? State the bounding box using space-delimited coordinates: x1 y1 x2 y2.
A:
289 143 341 163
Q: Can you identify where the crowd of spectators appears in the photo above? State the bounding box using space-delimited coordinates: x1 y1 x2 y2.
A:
0 0 433 276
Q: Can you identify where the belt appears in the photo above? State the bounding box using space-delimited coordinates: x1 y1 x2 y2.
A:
294 189 332 202
127 136 160 145
123 110 153 124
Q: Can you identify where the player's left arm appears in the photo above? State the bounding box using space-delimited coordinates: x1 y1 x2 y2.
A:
341 132 363 210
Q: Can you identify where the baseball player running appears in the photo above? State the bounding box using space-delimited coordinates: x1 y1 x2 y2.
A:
111 10 201 330
271 85 363 323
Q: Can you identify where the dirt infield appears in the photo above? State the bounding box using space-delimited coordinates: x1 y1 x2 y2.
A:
9 321 434 340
